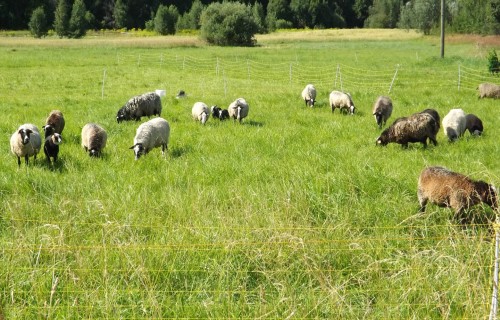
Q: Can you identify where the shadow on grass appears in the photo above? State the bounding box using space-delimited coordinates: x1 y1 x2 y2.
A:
169 145 193 159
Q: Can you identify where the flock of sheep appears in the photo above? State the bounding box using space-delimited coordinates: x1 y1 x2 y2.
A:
9 80 500 222
300 82 500 222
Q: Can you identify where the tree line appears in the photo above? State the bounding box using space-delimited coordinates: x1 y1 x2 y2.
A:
1 0 499 38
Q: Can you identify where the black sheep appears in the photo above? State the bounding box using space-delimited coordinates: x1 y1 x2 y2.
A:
44 133 62 164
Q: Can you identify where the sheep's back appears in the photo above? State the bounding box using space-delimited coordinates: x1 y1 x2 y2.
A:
302 84 316 100
392 113 435 140
419 166 475 201
192 102 209 120
228 98 249 119
82 123 107 150
442 109 466 138
134 118 170 150
479 83 500 98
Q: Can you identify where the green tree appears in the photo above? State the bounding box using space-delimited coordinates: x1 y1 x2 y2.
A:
200 2 259 46
54 0 70 38
398 0 440 34
266 0 293 30
29 6 49 38
177 0 205 30
113 0 128 29
252 2 267 33
365 0 400 28
154 5 179 35
69 0 88 38
487 49 500 74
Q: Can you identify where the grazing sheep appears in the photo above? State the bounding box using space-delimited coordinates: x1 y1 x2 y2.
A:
372 96 393 128
81 123 108 157
465 113 483 136
418 166 498 219
43 110 65 138
44 133 62 164
211 106 230 121
329 91 355 115
442 108 466 141
10 124 42 167
420 108 440 133
129 117 170 160
478 83 500 99
301 84 317 107
228 98 249 123
376 112 438 148
192 102 210 125
116 92 162 123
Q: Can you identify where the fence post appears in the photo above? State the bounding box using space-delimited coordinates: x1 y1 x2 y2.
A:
490 217 500 320
458 65 461 91
101 69 106 99
388 64 399 94
137 54 141 66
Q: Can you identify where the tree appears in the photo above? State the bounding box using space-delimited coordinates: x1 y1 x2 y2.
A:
54 0 70 38
364 0 400 28
154 5 179 35
487 49 500 74
200 2 259 46
177 0 205 30
29 6 49 38
398 0 440 34
266 0 293 30
252 2 267 33
69 0 89 38
113 0 128 29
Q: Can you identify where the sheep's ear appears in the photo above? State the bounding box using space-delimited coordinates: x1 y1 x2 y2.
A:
129 145 136 149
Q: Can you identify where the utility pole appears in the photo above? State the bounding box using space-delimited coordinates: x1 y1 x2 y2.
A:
441 0 445 58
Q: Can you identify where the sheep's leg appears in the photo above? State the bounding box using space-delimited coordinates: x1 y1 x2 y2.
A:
24 155 29 166
417 190 427 212
17 156 21 167
430 136 438 146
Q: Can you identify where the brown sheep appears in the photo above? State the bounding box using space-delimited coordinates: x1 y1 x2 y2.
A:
376 112 438 148
478 83 500 99
418 166 498 219
43 110 65 138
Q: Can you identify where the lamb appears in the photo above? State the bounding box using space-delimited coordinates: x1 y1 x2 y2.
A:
81 123 108 157
442 108 466 141
42 110 65 138
228 98 249 123
10 124 42 167
329 91 355 115
116 92 162 123
465 113 483 136
417 166 498 219
478 83 500 99
129 117 170 160
211 106 229 121
44 133 62 164
301 84 317 107
372 96 393 128
192 102 210 125
376 112 438 148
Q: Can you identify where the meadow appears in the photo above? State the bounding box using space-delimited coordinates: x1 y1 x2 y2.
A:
0 29 499 319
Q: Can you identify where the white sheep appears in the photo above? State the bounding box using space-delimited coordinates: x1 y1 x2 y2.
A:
228 98 249 123
372 96 393 128
329 91 355 115
442 108 466 141
81 123 108 157
116 92 162 123
478 83 500 99
10 123 42 167
129 117 170 160
301 84 317 107
43 110 65 138
192 102 210 125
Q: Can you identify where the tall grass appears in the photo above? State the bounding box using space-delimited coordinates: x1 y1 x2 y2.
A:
0 30 499 318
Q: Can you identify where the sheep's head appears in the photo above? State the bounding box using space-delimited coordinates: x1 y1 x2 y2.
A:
201 112 208 125
89 148 100 157
211 106 220 118
19 128 33 145
308 99 315 107
51 133 62 145
130 143 145 160
43 125 56 137
349 105 356 115
220 109 230 120
486 185 499 211
116 107 128 123
376 130 389 146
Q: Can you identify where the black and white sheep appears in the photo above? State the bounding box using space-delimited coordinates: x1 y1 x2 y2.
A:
211 106 229 121
10 124 42 167
301 84 317 107
465 113 483 136
329 91 355 115
478 83 500 99
81 123 108 157
418 166 498 218
42 110 65 138
192 102 210 125
442 108 466 141
129 117 170 160
116 92 162 123
372 96 393 128
44 133 62 164
376 112 438 148
228 98 249 123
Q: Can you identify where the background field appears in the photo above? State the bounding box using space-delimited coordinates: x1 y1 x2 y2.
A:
1 29 499 319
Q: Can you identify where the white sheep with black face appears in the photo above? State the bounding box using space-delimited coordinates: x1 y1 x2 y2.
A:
442 108 466 142
329 91 355 115
301 84 317 107
82 123 108 157
228 98 249 123
192 102 210 125
10 124 42 167
130 117 170 160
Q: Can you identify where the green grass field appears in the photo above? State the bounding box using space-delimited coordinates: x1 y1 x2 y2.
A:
1 29 499 319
